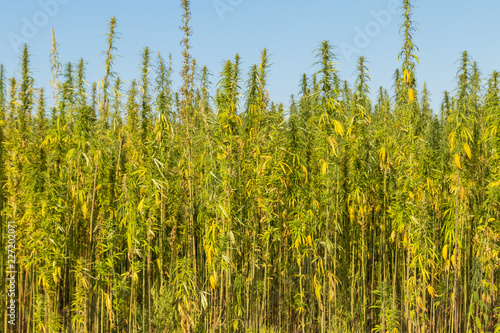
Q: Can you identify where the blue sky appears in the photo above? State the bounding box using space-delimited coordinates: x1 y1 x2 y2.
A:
1 0 499 112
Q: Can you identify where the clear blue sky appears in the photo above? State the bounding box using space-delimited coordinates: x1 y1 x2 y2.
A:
1 0 499 112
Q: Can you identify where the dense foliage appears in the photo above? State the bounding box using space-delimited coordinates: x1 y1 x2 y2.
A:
1 1 500 332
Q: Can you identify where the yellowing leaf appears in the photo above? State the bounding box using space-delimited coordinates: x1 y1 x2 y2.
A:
463 143 472 160
138 198 145 212
417 296 425 310
327 136 338 156
427 285 435 298
295 238 301 250
454 154 462 170
105 293 112 311
301 165 308 181
404 69 410 84
210 275 217 289
349 207 355 223
82 202 88 219
408 88 415 102
233 320 239 331
442 245 448 260
312 200 319 210
379 147 386 163
488 181 500 188
315 283 322 301
333 120 344 137
207 247 212 265
321 161 328 175
53 266 61 284
279 162 287 175
307 235 313 247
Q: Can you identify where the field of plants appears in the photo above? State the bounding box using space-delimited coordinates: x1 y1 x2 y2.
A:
1 0 499 332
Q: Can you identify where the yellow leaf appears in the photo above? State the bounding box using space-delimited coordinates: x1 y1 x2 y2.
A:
321 161 328 175
463 143 472 160
315 284 322 302
349 207 355 223
53 266 61 284
138 198 145 212
328 136 337 156
488 181 500 188
427 285 435 298
333 120 344 137
207 247 212 266
81 202 88 219
301 165 308 182
408 88 415 102
312 200 319 210
233 319 239 331
307 235 313 247
210 275 217 289
442 245 448 260
105 293 112 311
417 296 425 310
279 162 287 175
327 136 337 156
404 69 410 84
295 238 301 250
297 257 301 267
454 154 462 170
379 147 386 163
